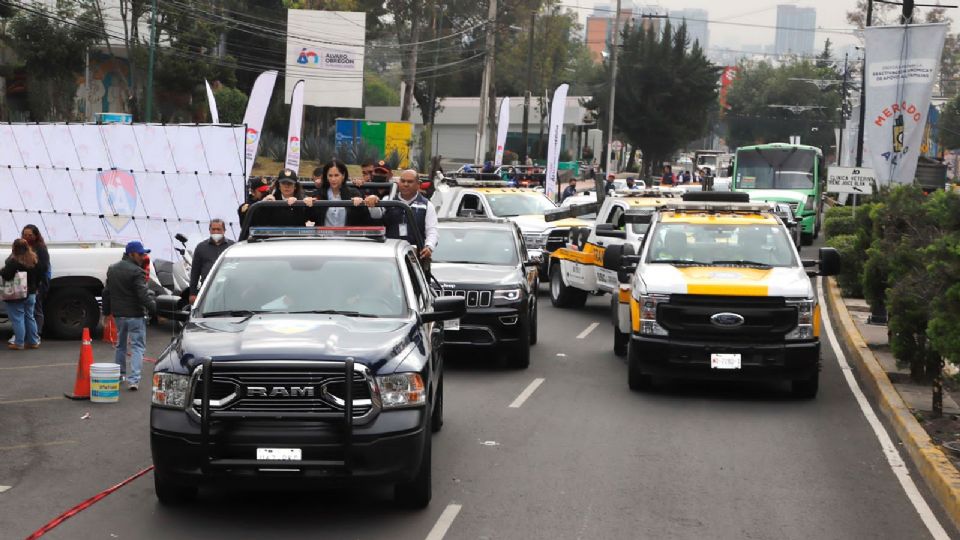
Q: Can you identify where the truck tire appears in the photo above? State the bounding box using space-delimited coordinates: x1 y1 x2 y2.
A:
154 469 198 505
611 296 628 356
529 296 539 346
431 376 444 433
46 288 100 340
791 372 819 399
508 315 531 369
627 338 653 391
395 425 432 509
550 264 587 308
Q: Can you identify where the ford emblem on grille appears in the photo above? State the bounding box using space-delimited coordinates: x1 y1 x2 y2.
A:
710 312 745 328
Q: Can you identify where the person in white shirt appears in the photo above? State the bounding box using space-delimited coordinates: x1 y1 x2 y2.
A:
367 169 438 260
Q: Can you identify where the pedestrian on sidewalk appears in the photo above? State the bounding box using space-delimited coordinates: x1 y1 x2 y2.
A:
102 241 156 391
20 225 49 335
2 239 41 350
189 219 234 303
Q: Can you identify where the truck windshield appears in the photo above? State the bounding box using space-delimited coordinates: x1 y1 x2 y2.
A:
487 194 556 217
199 256 408 318
736 148 815 190
645 222 797 267
433 228 519 266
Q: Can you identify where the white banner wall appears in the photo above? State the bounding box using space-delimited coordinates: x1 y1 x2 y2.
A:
545 84 570 201
285 10 365 109
243 70 278 177
0 124 246 262
286 80 306 172
494 97 510 167
864 23 948 185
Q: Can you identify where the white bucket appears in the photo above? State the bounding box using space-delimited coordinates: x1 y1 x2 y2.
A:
90 363 121 403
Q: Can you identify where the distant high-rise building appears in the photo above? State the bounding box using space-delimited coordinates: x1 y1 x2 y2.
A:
668 8 709 50
585 2 664 63
775 4 817 57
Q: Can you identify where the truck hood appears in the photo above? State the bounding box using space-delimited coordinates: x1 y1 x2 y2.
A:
431 263 520 286
638 264 812 298
509 214 589 233
172 314 418 373
744 189 808 204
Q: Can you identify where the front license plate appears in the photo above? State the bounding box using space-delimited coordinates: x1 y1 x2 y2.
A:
444 318 460 331
257 448 302 461
710 353 742 370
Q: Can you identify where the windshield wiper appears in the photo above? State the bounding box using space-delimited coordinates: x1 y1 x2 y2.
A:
711 260 773 268
286 309 380 318
200 309 259 319
436 260 487 264
650 259 705 266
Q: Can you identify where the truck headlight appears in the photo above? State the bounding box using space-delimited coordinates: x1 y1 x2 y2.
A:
803 196 814 212
493 288 522 304
376 373 426 409
523 233 547 250
638 293 669 336
785 299 816 340
152 372 190 408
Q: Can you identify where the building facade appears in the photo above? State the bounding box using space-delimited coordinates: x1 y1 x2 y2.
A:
668 8 709 50
775 4 817 57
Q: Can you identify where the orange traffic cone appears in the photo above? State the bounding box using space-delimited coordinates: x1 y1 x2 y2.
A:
65 328 95 400
102 315 118 346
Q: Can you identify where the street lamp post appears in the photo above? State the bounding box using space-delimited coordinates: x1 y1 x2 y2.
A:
521 10 535 162
604 0 621 178
474 0 498 164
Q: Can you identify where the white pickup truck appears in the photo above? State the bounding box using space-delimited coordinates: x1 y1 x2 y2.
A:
0 242 162 339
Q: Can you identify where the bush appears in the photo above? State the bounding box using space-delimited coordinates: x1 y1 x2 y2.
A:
824 205 853 220
824 215 856 238
826 234 863 297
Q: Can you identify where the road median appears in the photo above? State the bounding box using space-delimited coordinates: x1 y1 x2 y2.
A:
824 276 960 532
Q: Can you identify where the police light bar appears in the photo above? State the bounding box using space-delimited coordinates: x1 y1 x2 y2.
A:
612 188 683 198
248 226 387 241
544 202 601 222
659 202 774 214
444 178 510 188
623 209 655 224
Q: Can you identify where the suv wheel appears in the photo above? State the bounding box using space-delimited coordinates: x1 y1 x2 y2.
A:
509 314 531 369
529 297 539 346
154 469 198 505
791 372 819 399
395 424 432 509
431 377 444 433
550 264 587 308
46 288 100 339
627 338 653 391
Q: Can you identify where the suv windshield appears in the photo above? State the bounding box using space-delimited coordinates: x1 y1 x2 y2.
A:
199 256 407 317
645 222 797 267
486 193 556 217
736 148 816 189
434 228 519 266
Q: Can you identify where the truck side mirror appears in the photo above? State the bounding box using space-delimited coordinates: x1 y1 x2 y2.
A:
817 247 841 276
595 223 626 239
617 255 640 283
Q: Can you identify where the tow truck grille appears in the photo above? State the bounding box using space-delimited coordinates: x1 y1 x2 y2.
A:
546 229 570 252
658 295 797 343
433 288 492 308
191 367 374 417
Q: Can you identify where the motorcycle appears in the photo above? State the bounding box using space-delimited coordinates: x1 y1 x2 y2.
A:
152 233 193 312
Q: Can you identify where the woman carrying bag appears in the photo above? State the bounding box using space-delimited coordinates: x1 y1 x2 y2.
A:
2 239 41 350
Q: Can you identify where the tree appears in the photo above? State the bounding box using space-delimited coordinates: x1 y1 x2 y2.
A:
589 20 719 176
723 59 841 153
213 86 248 124
940 93 960 149
365 72 400 106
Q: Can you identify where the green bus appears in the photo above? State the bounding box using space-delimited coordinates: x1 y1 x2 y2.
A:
731 143 823 245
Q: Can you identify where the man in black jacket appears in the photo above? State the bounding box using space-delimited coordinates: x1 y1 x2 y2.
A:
189 219 234 303
102 241 156 391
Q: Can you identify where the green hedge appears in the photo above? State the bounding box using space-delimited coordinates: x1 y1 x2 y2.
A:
824 205 853 220
823 215 856 238
826 234 864 297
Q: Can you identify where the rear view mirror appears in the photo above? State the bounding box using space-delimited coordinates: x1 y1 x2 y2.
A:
421 297 466 324
818 247 841 276
617 255 640 284
595 223 626 239
175 233 188 244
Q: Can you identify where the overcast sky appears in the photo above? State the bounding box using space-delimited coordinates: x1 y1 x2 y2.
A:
568 1 960 53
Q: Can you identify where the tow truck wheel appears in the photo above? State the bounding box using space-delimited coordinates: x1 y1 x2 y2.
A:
791 372 819 399
395 424 432 509
431 376 444 433
550 264 587 308
154 469 198 505
627 339 653 391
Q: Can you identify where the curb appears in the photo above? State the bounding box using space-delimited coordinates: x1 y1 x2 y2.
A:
824 277 960 531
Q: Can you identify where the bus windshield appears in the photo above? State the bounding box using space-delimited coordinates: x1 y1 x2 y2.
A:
736 148 816 190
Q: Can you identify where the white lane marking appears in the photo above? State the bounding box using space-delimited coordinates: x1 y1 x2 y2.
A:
0 362 74 371
509 378 545 409
818 277 949 540
0 396 63 405
0 486 10 493
576 322 600 339
425 503 462 540
0 440 77 452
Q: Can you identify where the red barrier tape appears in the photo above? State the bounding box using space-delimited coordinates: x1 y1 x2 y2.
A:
25 465 154 539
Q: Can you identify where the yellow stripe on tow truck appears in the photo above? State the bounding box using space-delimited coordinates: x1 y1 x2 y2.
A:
677 267 771 297
630 296 640 333
618 288 631 304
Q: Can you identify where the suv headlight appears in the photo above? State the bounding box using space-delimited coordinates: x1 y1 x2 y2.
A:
152 372 190 408
493 288 523 304
785 298 816 340
638 293 669 336
376 373 426 409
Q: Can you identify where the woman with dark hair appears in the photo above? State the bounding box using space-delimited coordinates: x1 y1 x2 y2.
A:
259 169 308 227
2 239 41 350
20 225 50 335
306 160 372 226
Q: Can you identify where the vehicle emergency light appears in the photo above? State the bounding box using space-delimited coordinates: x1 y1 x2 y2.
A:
248 226 387 241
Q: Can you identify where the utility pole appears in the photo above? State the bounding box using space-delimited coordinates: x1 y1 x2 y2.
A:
604 0 621 176
474 0 497 164
401 4 422 122
424 2 443 165
521 10 536 162
839 53 849 165
145 0 158 122
856 0 872 167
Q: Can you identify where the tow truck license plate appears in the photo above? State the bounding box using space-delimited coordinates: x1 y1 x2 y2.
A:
710 354 741 370
257 448 302 461
445 318 460 331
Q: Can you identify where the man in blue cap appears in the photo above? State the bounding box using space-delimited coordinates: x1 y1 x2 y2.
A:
102 241 156 391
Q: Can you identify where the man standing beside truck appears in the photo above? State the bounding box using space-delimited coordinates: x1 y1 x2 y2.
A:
189 219 234 304
102 241 156 391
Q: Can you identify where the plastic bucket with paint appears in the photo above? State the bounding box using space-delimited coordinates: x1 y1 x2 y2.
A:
90 363 121 403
